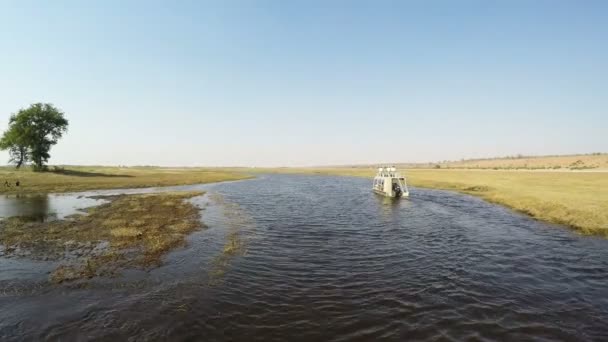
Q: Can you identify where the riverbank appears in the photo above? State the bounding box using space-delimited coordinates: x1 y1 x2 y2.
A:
1 165 605 236
0 191 204 283
249 167 608 237
0 166 251 194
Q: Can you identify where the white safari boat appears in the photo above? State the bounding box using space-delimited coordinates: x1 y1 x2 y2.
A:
373 166 409 198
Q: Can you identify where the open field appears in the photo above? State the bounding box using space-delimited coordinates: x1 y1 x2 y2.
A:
317 153 608 170
0 191 204 283
0 166 251 194
248 167 608 236
415 153 608 170
441 153 608 170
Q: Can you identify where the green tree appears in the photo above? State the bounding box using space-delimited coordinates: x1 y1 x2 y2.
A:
0 103 69 171
0 127 30 168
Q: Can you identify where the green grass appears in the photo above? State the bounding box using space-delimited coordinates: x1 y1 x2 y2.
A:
248 167 608 237
0 166 251 194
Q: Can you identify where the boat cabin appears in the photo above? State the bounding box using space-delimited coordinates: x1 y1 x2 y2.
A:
372 166 409 198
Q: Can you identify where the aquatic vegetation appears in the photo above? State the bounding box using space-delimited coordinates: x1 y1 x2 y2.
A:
223 231 245 256
110 227 143 238
207 194 250 286
0 191 204 283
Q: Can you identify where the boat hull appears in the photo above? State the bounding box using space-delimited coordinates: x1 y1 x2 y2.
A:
373 188 409 198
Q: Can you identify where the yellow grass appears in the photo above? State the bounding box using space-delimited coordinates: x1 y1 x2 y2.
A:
110 227 143 238
0 166 251 194
252 167 608 237
437 153 608 170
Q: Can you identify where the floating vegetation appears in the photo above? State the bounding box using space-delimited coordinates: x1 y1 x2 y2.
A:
175 303 190 313
0 191 204 283
207 194 251 286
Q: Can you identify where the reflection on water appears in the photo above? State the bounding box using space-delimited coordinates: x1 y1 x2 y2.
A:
0 194 51 221
1 175 608 341
0 194 106 221
375 194 410 221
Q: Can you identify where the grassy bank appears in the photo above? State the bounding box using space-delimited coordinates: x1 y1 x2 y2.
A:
0 191 204 283
0 166 251 194
254 167 608 236
408 169 608 236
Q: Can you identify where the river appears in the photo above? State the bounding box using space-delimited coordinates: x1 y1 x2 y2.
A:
1 174 607 341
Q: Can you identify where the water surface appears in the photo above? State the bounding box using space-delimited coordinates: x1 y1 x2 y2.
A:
1 175 607 341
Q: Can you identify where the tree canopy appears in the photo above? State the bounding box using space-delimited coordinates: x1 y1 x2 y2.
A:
0 103 69 171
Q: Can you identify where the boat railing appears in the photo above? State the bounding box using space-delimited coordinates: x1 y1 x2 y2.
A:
377 166 402 178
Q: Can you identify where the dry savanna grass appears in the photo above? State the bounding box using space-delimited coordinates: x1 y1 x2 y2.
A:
110 227 143 238
252 167 608 237
0 166 251 194
0 191 204 283
436 153 608 170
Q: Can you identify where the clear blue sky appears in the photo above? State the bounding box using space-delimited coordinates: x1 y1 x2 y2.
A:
1 0 606 166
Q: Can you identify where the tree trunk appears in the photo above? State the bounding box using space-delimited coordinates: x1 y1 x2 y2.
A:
15 146 25 168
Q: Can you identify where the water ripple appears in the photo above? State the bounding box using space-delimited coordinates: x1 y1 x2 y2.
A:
1 175 608 341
